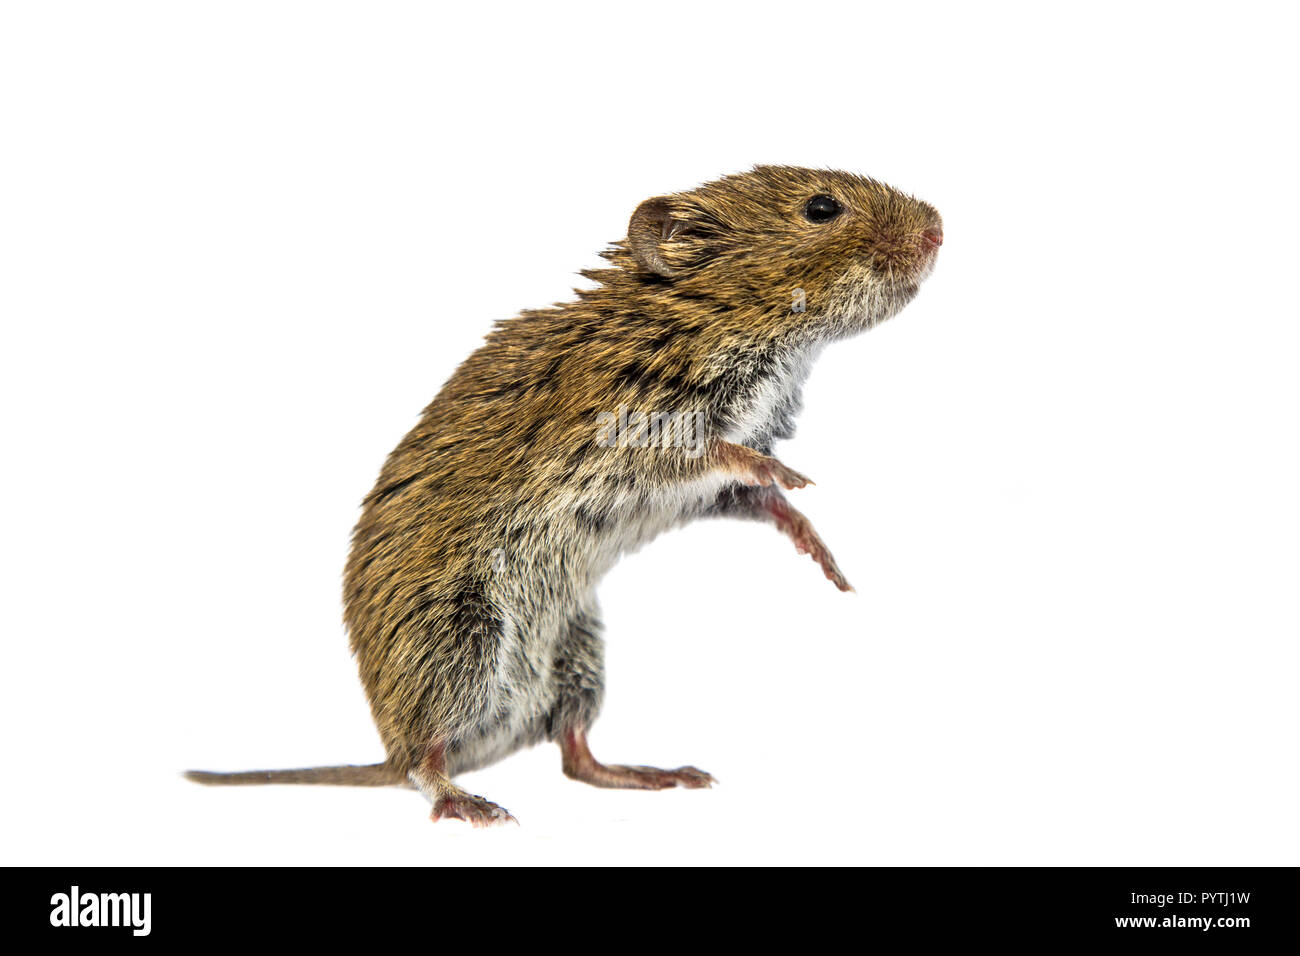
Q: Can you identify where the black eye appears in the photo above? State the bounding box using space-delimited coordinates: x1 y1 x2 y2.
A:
803 195 842 224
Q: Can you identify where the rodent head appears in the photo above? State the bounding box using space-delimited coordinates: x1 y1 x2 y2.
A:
625 165 942 338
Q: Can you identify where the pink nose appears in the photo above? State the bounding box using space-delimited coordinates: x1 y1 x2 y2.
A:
923 228 943 247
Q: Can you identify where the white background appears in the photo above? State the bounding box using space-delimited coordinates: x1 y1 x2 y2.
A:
3 2 1297 866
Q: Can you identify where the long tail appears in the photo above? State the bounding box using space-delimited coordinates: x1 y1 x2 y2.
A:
184 762 407 787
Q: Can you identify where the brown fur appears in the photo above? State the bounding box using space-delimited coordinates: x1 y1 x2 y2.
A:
187 166 942 823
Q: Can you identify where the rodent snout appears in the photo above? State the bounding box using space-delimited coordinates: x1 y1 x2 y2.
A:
922 227 943 248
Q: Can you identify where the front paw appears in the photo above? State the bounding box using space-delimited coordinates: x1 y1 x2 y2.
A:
771 500 853 592
745 456 813 491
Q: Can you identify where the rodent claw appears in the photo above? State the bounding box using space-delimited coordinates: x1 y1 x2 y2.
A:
430 792 517 827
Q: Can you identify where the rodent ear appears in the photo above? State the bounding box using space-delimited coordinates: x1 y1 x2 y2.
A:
628 197 685 278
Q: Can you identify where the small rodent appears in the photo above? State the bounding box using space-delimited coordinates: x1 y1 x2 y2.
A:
187 166 943 826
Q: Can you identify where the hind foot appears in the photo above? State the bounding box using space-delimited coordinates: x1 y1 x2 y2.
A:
431 790 517 827
569 763 715 790
560 728 715 790
411 741 518 827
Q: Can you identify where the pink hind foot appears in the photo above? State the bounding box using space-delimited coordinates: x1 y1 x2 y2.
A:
560 728 716 790
431 790 517 827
